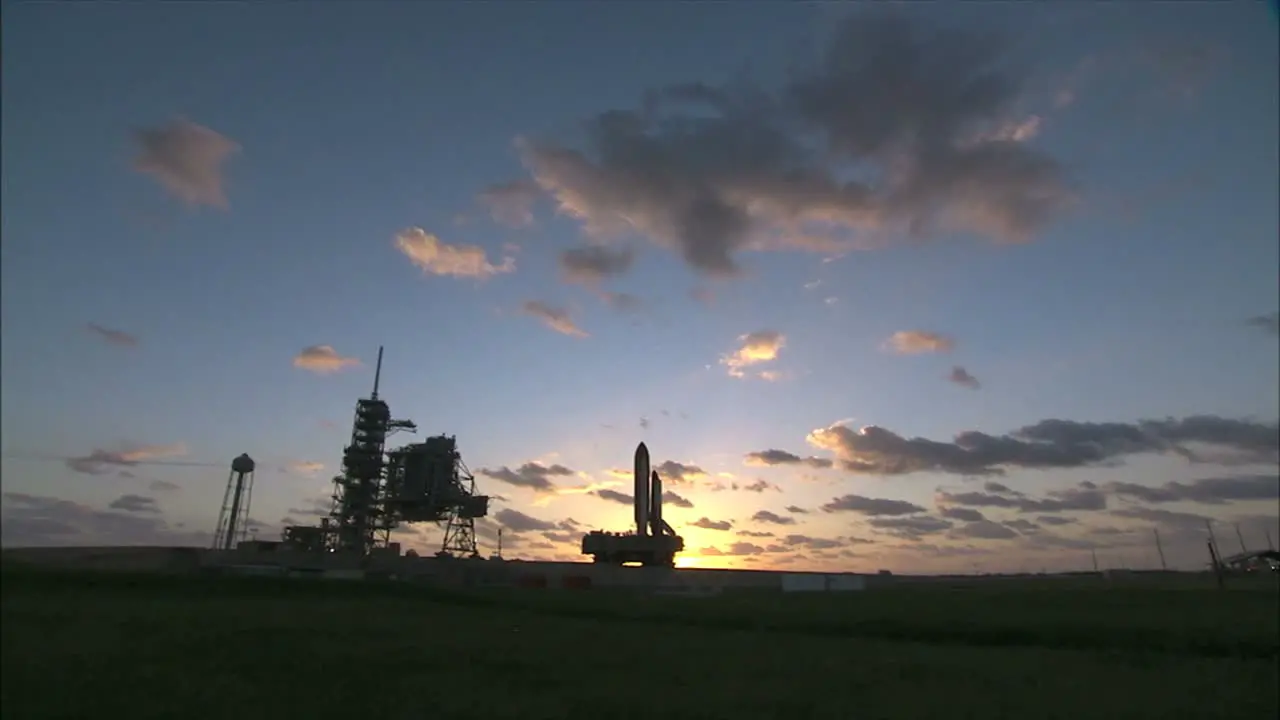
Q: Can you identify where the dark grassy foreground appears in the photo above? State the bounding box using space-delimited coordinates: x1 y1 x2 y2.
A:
2 568 1277 719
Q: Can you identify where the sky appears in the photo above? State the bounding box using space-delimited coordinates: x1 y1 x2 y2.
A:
2 2 1277 575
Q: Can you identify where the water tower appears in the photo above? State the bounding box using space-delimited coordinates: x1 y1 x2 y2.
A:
212 453 256 550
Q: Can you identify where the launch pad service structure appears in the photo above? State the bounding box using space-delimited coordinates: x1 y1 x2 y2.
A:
279 347 490 558
581 442 684 567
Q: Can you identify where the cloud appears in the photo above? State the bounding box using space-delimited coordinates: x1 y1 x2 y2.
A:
688 517 733 531
477 462 575 493
744 449 833 469
394 228 516 279
559 245 636 284
1108 475 1278 506
654 460 706 484
884 330 955 355
592 489 632 505
740 479 777 493
663 491 694 509
737 529 774 538
493 509 577 534
292 345 361 375
948 366 981 390
939 506 986 522
66 443 190 475
287 497 332 518
1246 312 1279 337
721 330 785 379
493 509 557 533
478 179 541 227
785 506 809 514
107 494 160 514
86 323 139 348
801 414 1279 476
288 461 325 476
1036 515 1076 526
821 495 927 516
937 485 1107 514
1110 506 1211 529
132 118 239 208
148 480 180 492
751 510 796 526
868 515 953 539
701 542 766 557
780 534 843 550
521 300 588 337
1 492 208 547
502 13 1072 277
949 519 1019 540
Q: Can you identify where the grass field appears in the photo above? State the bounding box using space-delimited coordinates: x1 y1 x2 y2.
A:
2 568 1277 719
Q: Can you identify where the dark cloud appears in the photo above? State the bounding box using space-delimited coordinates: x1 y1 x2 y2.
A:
1002 518 1040 533
505 12 1072 278
984 481 1018 494
750 510 796 526
1110 506 1211 528
86 323 139 347
701 542 766 556
1108 474 1278 505
737 529 774 538
494 508 563 533
821 495 927 516
743 449 833 469
948 366 981 390
785 505 810 514
559 245 636 284
740 479 777 493
477 462 575 492
654 460 706 484
939 506 986 522
107 494 160 514
936 485 1107 513
1036 514 1076 526
663 491 695 509
1 492 207 547
133 117 239 208
868 515 954 539
801 414 1278 476
148 480 180 492
63 444 200 475
688 517 733 531
592 488 694 509
593 489 633 505
1246 312 1279 337
780 534 843 550
950 520 1019 540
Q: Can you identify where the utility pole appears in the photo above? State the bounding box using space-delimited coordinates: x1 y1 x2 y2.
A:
1207 541 1225 590
1205 519 1221 561
1091 548 1100 574
1153 528 1167 571
1234 523 1248 555
1266 528 1275 552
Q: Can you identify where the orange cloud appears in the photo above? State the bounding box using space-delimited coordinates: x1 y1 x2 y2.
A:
884 330 955 355
292 345 361 374
394 228 515 279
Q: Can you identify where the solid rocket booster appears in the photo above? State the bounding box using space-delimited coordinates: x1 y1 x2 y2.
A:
649 469 663 537
634 442 650 536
